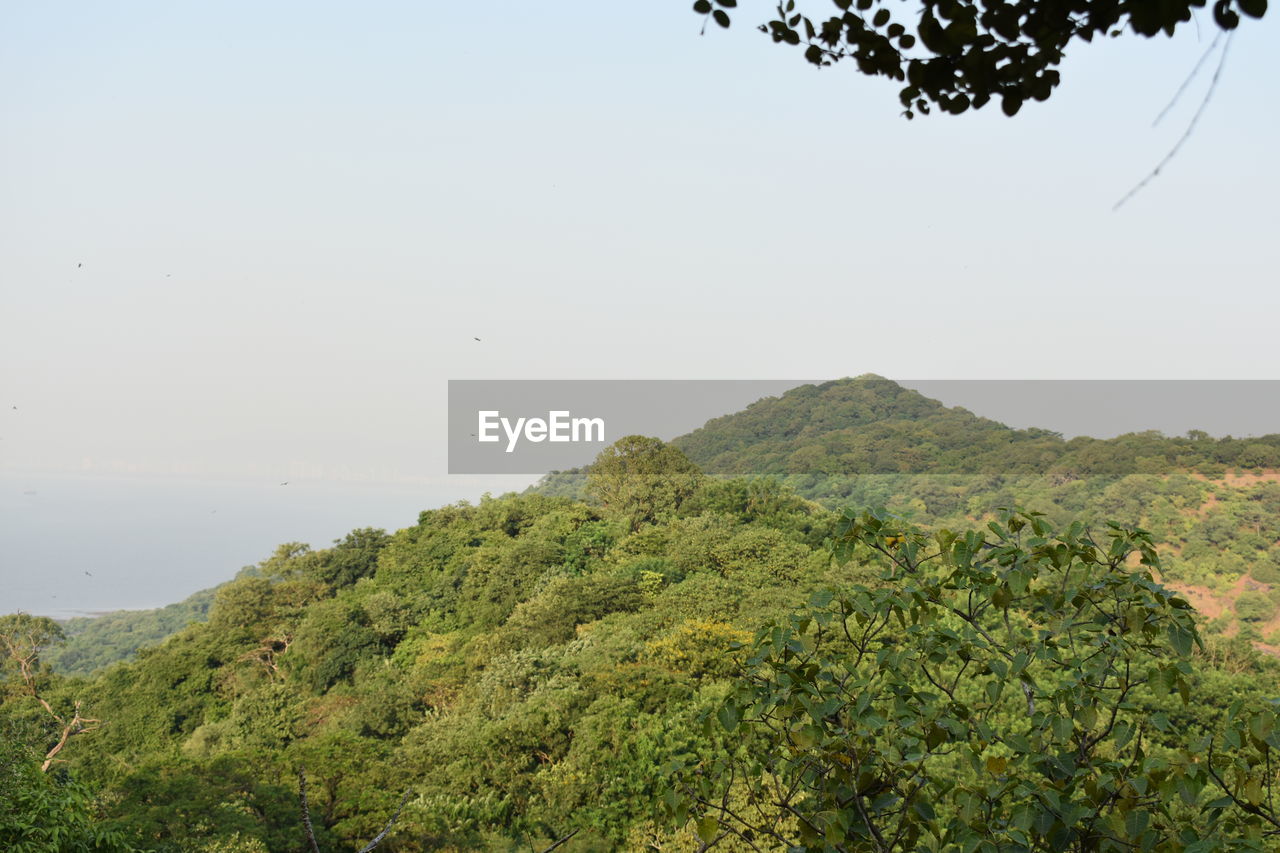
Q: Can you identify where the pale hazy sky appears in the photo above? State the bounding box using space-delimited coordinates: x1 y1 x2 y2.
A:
2 2 1279 486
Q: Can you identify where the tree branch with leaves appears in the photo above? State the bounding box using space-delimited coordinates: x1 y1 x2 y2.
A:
692 0 1265 118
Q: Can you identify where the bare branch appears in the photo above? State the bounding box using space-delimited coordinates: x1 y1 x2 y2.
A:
355 789 412 853
535 829 580 853
1153 32 1223 127
299 767 322 853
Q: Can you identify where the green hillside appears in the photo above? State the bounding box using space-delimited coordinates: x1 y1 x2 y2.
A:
536 377 1280 639
47 375 1280 681
6 381 1280 850
537 376 1280 494
674 375 1280 480
675 375 1061 476
7 462 1280 850
45 588 217 677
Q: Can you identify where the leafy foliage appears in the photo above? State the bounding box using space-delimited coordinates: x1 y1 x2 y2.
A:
670 509 1280 849
0 721 137 852
587 434 704 532
691 0 1267 117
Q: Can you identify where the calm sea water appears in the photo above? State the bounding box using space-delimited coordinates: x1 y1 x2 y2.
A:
0 471 532 619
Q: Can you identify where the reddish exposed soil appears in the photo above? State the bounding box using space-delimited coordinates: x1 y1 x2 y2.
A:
1164 574 1280 658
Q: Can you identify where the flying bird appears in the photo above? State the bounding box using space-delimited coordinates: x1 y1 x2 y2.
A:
280 481 289 486
77 263 82 268
84 571 92 577
474 337 481 341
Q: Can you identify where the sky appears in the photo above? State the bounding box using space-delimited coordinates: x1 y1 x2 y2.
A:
1 3 1278 613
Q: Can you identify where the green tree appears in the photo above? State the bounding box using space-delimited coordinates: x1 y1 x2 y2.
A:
691 0 1266 118
101 754 299 852
670 509 1279 850
0 613 102 773
309 528 391 590
587 436 705 532
1234 591 1275 623
0 613 65 690
0 724 137 852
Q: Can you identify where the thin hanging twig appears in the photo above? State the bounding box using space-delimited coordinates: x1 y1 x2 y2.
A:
1153 32 1221 127
1113 32 1233 211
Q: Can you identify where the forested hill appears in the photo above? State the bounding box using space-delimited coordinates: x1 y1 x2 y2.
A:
672 375 1280 479
44 588 216 677
537 375 1280 500
8 442 1280 850
675 375 1057 475
46 376 1280 680
537 377 1280 637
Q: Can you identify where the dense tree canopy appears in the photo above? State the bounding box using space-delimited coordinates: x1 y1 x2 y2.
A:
671 509 1280 850
692 0 1267 117
586 435 705 532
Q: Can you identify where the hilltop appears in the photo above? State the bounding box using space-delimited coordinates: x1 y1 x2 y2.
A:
674 374 1280 480
674 374 1063 476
